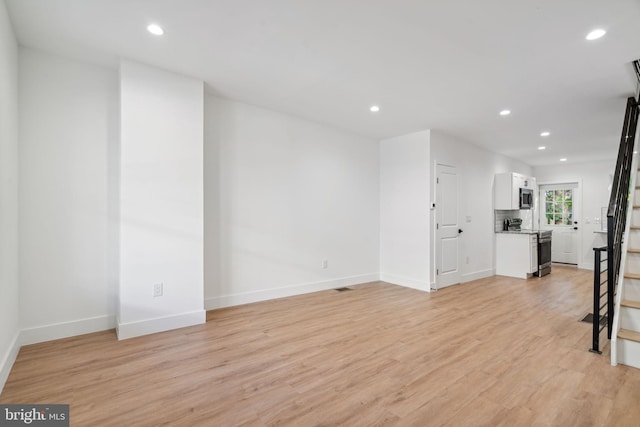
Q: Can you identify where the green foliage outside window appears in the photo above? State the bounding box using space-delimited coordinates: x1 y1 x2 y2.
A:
545 190 573 225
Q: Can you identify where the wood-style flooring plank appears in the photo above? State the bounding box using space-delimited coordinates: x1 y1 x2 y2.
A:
2 265 640 426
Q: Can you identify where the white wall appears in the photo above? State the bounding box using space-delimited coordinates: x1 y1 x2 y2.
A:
204 95 379 308
379 130 431 290
119 60 205 338
18 48 118 344
0 0 20 392
430 130 533 285
533 159 615 270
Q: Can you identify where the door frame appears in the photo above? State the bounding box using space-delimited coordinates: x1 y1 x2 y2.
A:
432 161 461 290
537 179 583 267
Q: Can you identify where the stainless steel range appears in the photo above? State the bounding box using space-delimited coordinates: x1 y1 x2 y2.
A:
535 230 552 276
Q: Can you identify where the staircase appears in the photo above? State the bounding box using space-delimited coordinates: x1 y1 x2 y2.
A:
589 96 640 365
609 94 640 368
594 66 640 366
613 178 640 368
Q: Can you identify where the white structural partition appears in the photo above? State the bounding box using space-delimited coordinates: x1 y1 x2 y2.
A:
118 60 205 339
0 0 19 394
379 130 431 291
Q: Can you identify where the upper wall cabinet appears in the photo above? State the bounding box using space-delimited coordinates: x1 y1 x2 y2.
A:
495 172 536 210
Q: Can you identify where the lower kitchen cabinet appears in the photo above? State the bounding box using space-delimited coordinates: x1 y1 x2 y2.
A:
496 233 538 279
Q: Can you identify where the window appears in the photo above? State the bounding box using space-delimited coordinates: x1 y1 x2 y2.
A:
545 189 573 225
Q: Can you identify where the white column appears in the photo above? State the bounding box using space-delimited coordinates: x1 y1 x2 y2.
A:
379 130 431 290
118 59 204 339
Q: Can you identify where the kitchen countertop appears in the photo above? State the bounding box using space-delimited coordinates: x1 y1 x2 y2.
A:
495 229 545 235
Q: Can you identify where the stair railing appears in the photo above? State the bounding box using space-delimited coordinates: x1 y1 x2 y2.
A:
590 96 639 354
590 247 608 353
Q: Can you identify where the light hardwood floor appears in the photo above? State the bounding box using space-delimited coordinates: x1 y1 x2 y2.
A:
2 265 640 426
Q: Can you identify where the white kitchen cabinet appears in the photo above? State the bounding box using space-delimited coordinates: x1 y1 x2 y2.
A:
525 176 536 190
494 172 536 210
495 233 538 279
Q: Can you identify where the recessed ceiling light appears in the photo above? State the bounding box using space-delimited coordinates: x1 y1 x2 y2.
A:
499 110 511 116
370 105 380 113
540 131 550 137
586 29 606 41
559 158 567 162
538 146 546 150
147 24 164 36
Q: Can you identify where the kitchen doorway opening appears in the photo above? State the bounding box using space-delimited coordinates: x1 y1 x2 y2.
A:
538 181 581 265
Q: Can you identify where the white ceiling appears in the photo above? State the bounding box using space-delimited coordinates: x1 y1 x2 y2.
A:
5 0 640 166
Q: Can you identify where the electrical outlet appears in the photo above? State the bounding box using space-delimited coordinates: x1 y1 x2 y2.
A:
322 260 328 269
153 283 163 297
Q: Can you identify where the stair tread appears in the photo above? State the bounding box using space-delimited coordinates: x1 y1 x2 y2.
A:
618 328 640 343
624 273 640 280
622 299 640 309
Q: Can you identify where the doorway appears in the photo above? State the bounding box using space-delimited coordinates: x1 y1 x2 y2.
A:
539 182 580 265
435 164 461 288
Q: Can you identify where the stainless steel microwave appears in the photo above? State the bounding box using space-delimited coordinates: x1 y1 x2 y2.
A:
519 188 533 209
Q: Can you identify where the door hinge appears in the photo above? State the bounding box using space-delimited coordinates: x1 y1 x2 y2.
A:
437 269 439 275
437 223 439 229
437 178 439 184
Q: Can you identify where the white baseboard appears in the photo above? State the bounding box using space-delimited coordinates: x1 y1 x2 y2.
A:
21 314 116 346
461 268 495 283
578 262 593 271
379 273 430 292
0 332 21 394
204 273 380 310
117 310 206 340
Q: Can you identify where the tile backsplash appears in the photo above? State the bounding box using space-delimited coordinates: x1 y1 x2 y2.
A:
495 209 521 231
519 208 535 230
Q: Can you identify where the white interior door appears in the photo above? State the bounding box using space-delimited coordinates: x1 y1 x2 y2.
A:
436 164 460 288
539 183 580 264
